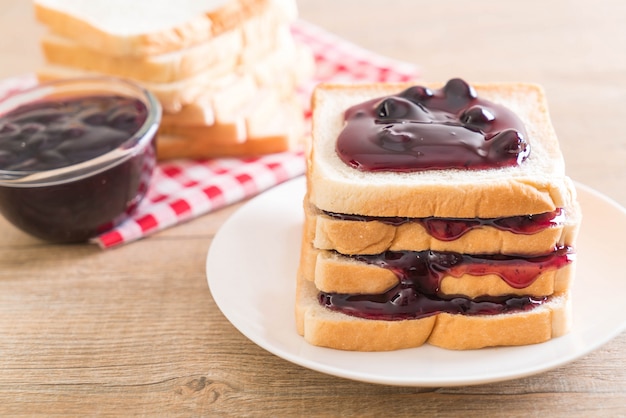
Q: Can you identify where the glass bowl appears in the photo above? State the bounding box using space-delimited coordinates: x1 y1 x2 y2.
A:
0 77 161 243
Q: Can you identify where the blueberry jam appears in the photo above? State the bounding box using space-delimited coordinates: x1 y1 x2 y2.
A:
336 78 530 171
0 95 148 171
0 94 156 243
324 208 564 241
319 247 573 320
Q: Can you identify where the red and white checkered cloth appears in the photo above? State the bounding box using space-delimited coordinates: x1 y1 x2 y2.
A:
0 20 419 249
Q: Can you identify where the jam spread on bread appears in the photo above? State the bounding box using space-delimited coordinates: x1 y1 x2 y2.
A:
319 247 573 320
324 208 564 241
336 78 530 171
0 95 148 171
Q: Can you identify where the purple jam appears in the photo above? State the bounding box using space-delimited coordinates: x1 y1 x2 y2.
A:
0 94 155 243
319 247 573 320
0 95 148 171
336 78 530 171
324 208 564 241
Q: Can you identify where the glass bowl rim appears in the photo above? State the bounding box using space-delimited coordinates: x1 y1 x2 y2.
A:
0 76 161 188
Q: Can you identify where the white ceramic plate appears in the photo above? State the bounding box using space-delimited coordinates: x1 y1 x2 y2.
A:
206 177 626 387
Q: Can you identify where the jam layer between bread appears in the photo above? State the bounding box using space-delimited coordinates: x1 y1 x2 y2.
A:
323 208 565 241
319 247 573 321
313 205 574 256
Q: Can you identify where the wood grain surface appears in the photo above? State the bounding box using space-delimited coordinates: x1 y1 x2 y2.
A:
0 0 625 416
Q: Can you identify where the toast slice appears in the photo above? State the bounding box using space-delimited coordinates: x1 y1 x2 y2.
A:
36 37 314 113
157 39 313 127
309 82 577 218
157 98 304 159
296 275 572 351
306 198 582 256
39 30 240 84
160 87 283 145
160 75 260 130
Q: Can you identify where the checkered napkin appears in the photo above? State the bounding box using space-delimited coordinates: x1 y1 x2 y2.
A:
0 20 419 248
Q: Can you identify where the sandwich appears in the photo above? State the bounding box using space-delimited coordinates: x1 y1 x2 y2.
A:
296 79 581 351
33 0 313 159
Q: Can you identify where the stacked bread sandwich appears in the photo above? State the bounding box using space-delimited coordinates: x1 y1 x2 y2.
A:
33 0 314 159
297 78 581 351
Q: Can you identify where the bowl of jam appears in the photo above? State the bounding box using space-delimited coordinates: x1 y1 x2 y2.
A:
0 77 161 243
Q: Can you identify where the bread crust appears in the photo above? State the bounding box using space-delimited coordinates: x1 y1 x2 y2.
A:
156 99 304 159
34 0 277 57
36 36 312 113
301 243 575 297
159 87 282 146
39 9 294 83
296 276 571 351
158 132 294 159
308 200 581 256
308 82 577 218
40 30 240 83
160 77 258 129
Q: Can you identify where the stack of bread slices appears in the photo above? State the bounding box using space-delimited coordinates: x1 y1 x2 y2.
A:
33 0 314 159
297 80 581 351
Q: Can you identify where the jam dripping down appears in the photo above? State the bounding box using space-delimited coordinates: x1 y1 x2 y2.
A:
324 208 564 241
319 247 574 320
335 78 530 171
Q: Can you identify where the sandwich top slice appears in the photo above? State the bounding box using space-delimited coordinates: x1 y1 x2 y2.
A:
308 81 577 218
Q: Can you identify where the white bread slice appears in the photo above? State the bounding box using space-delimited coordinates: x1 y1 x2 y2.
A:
296 276 571 351
159 39 313 127
160 87 282 145
238 2 297 64
309 82 578 218
161 120 247 147
37 64 238 113
249 33 315 97
160 99 215 127
38 7 296 82
36 37 312 113
33 0 282 57
40 30 242 83
160 75 260 130
156 99 304 159
308 199 582 256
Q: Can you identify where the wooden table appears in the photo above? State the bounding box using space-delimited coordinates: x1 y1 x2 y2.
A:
1 0 625 415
